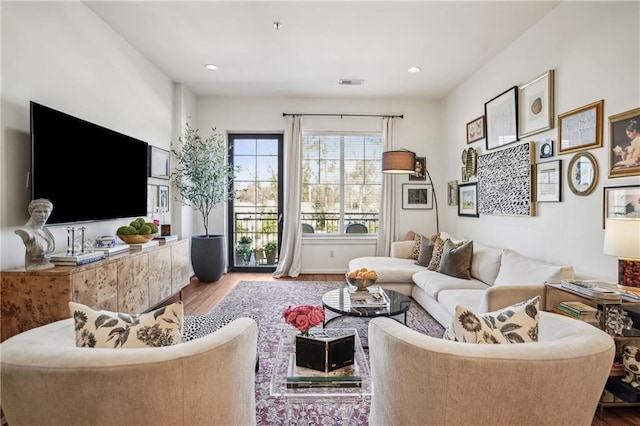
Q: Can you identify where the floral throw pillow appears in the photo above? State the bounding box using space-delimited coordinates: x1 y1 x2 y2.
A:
443 296 540 344
69 301 183 348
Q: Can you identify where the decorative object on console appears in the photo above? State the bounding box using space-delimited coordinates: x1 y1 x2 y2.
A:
558 99 604 154
484 86 518 150
69 300 183 348
603 219 640 287
621 345 640 389
171 124 238 282
382 149 439 233
14 198 55 271
609 106 640 178
443 296 540 344
116 217 158 244
477 141 535 216
567 151 599 196
95 235 116 248
519 69 554 138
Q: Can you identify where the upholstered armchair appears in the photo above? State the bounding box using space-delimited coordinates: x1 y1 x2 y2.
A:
368 312 615 426
1 317 259 426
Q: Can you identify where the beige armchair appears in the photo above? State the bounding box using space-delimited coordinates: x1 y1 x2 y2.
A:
368 312 615 426
1 317 258 426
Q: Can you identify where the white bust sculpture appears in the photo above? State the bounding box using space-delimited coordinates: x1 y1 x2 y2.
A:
15 198 55 270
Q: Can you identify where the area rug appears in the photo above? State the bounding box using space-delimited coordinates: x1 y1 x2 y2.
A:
207 280 445 425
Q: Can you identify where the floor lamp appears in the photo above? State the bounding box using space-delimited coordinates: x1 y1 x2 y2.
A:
382 149 439 233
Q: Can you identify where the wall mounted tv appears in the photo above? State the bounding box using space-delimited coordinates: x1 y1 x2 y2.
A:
30 101 149 224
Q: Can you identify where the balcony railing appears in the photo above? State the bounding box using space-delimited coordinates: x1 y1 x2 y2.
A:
233 211 379 254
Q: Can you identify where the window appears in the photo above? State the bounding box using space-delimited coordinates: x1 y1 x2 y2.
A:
301 132 383 234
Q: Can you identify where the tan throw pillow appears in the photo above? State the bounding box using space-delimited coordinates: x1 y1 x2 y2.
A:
437 239 473 279
443 296 540 344
428 237 461 271
415 234 438 267
69 301 183 348
410 233 422 260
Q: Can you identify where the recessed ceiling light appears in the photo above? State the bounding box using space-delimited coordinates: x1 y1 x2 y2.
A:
204 64 218 71
408 67 421 73
273 21 283 30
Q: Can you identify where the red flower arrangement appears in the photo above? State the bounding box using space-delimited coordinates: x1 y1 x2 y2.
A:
282 304 325 335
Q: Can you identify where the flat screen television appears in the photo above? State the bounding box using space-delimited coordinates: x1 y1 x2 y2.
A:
30 101 149 224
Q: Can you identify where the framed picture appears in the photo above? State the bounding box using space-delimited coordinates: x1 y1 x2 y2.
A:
149 146 170 179
538 139 554 160
558 99 604 154
402 184 433 209
466 116 485 144
158 185 169 212
461 166 469 182
484 86 518 150
447 181 458 206
567 151 599 196
602 185 640 228
408 157 427 181
536 160 561 203
458 183 479 217
147 184 157 214
609 107 640 178
519 69 554 138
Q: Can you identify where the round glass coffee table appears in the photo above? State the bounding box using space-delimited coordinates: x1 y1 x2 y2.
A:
321 287 412 328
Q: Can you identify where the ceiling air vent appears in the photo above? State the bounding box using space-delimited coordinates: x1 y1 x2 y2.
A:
339 79 364 86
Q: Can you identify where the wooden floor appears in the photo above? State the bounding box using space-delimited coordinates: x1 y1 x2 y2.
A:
175 272 640 426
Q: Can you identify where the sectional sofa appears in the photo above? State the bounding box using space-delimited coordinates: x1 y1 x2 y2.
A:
348 231 575 327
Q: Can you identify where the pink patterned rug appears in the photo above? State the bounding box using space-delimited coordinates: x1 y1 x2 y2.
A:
208 280 445 425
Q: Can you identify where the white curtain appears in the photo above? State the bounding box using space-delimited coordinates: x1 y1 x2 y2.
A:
273 115 303 278
376 117 399 256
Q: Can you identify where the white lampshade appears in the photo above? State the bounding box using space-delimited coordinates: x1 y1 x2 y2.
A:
603 219 640 260
382 150 415 174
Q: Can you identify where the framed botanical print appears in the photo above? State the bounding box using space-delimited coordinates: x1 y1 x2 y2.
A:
485 86 518 150
519 69 554 138
466 116 485 144
402 184 433 209
558 100 603 154
457 182 479 217
609 107 640 178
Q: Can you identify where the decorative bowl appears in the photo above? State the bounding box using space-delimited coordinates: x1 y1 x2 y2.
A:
117 234 156 244
345 273 378 292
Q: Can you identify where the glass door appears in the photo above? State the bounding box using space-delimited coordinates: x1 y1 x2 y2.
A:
228 133 283 272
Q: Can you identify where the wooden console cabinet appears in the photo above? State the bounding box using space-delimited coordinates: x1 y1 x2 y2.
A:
1 239 190 342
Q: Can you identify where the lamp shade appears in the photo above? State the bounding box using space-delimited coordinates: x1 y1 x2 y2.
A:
603 219 640 260
382 150 415 174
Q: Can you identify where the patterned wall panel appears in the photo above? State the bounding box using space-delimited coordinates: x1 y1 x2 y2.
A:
477 142 536 216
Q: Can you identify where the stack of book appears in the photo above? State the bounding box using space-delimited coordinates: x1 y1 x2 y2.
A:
560 280 621 301
286 353 361 388
128 240 160 250
92 245 130 257
553 301 598 322
349 287 388 307
50 251 105 266
153 234 178 244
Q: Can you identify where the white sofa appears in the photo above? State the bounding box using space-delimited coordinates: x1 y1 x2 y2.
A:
349 232 574 327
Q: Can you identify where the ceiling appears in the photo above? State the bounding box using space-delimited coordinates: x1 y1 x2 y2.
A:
84 1 560 100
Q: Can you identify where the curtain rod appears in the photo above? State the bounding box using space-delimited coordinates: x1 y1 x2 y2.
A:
282 113 404 119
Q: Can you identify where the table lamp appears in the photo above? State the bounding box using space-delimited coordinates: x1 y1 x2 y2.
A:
603 219 640 287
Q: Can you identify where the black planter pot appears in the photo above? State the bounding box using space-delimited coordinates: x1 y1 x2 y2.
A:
191 235 225 283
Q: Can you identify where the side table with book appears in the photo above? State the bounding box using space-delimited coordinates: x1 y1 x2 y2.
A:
544 282 640 418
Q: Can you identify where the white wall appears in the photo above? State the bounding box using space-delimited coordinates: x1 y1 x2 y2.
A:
441 1 639 279
1 2 175 270
196 97 440 272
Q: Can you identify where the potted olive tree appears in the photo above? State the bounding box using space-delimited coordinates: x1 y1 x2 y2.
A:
171 124 237 282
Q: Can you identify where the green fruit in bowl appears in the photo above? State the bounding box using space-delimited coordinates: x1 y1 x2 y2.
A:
116 226 137 235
